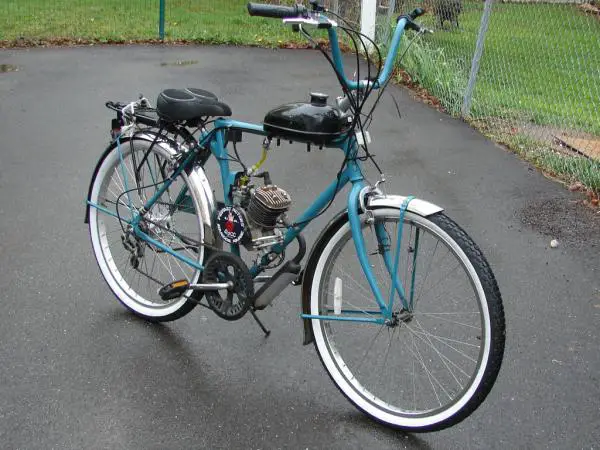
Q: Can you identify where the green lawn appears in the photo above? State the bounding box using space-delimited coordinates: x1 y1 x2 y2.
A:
390 2 599 194
0 0 304 45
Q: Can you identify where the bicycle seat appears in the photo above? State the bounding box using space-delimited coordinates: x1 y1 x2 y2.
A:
156 88 232 122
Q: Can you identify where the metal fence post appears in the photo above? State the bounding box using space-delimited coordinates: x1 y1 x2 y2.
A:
380 0 397 48
461 0 494 118
159 0 166 40
361 0 377 50
330 0 339 15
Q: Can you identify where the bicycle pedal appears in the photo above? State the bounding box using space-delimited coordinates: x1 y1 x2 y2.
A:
158 279 189 300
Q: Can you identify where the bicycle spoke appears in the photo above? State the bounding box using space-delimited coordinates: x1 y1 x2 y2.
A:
412 240 444 306
331 263 377 301
404 224 414 302
409 320 479 364
411 333 416 412
414 261 462 304
415 311 480 316
418 313 480 331
324 294 381 317
355 325 386 373
153 232 190 279
407 321 467 388
378 327 396 388
408 326 480 349
409 335 444 406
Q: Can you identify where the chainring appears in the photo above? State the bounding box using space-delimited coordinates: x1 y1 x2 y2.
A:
202 251 254 321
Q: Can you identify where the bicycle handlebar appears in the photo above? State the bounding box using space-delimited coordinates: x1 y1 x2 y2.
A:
247 2 307 19
246 3 428 92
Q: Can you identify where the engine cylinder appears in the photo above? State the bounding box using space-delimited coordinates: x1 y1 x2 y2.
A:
247 185 291 229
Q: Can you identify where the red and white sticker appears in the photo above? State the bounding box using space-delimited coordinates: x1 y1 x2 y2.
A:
216 206 246 244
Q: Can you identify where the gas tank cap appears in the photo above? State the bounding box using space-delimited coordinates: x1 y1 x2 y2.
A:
310 92 328 106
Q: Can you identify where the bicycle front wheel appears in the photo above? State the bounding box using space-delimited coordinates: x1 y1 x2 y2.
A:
306 208 505 432
88 137 205 322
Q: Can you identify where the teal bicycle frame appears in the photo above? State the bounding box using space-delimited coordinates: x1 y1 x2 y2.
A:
88 17 414 325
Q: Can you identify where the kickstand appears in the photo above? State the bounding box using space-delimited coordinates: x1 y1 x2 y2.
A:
250 309 271 337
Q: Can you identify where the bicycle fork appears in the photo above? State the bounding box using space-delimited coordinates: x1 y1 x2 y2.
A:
302 181 416 325
347 183 416 318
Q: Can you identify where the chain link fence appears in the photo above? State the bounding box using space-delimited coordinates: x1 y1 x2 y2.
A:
1 0 158 41
373 0 599 194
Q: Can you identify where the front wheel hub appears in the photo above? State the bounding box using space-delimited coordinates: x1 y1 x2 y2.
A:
386 310 413 327
398 309 414 323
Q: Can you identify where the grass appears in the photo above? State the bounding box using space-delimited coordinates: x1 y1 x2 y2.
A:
0 0 305 45
396 38 469 116
532 151 600 195
495 130 600 195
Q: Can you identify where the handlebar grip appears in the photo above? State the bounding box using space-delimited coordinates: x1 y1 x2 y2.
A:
247 2 306 18
398 9 425 32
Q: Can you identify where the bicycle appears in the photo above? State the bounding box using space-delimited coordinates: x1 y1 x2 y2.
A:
85 1 505 432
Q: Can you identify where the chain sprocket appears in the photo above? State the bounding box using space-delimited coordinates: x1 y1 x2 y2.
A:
202 251 254 321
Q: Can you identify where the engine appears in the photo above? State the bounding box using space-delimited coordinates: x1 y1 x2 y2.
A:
216 182 292 251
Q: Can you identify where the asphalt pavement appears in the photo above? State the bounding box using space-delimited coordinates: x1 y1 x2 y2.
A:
0 44 598 449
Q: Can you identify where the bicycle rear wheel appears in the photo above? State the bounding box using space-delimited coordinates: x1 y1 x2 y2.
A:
88 137 204 321
306 208 505 431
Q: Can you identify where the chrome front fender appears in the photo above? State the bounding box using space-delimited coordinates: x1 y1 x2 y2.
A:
367 194 443 216
187 160 219 247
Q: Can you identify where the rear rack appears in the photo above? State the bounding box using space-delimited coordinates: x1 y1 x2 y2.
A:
106 101 160 128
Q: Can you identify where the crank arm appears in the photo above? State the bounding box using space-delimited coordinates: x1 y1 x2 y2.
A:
189 282 233 291
158 280 233 300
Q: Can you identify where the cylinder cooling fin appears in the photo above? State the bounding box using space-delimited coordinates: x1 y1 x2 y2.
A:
247 185 292 229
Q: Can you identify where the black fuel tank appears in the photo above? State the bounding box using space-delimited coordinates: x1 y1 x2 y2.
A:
263 93 349 145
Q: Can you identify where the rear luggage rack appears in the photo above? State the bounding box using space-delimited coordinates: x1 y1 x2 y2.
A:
106 101 160 128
